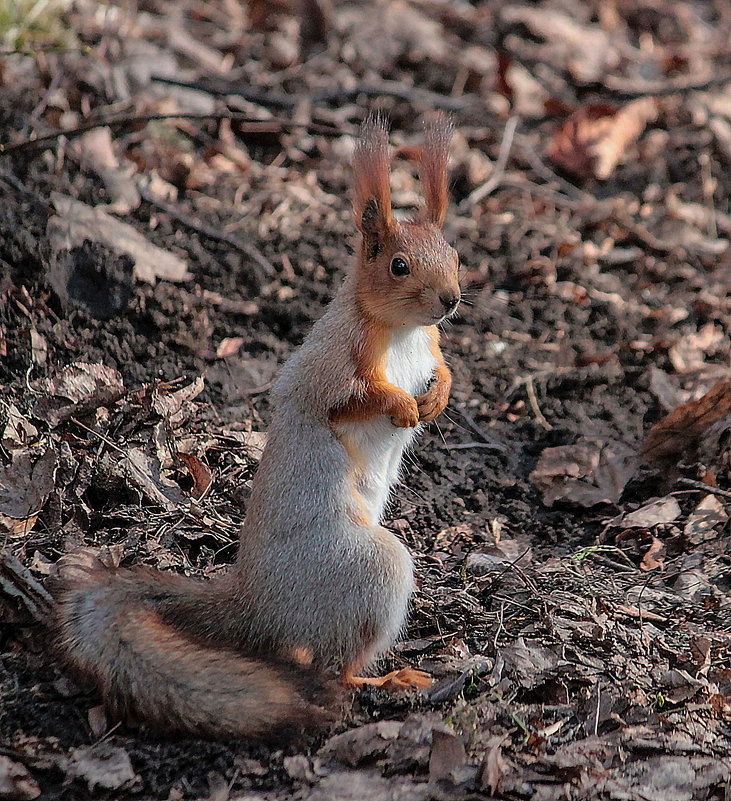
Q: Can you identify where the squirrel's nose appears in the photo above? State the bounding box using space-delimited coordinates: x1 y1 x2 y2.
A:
439 292 460 313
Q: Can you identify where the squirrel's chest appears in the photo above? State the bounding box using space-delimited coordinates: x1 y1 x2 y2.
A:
384 327 436 396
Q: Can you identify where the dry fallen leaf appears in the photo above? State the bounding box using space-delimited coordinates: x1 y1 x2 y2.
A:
48 193 191 284
87 705 108 740
684 495 728 544
429 729 466 784
72 127 141 214
66 743 139 793
546 97 658 180
499 638 563 690
478 735 508 796
643 379 731 462
240 431 267 462
151 377 205 427
640 536 665 571
622 497 681 528
1 404 38 451
216 337 245 359
647 366 689 413
33 362 125 427
29 329 47 365
530 438 639 507
500 7 617 83
320 721 402 768
320 714 451 774
668 323 725 374
118 448 185 511
464 538 532 575
0 449 56 536
0 755 40 801
178 452 213 499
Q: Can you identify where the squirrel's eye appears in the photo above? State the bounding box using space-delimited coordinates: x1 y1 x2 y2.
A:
390 257 410 277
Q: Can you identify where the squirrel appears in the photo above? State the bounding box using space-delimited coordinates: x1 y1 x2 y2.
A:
52 115 461 740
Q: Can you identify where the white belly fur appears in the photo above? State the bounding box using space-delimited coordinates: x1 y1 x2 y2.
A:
335 327 436 523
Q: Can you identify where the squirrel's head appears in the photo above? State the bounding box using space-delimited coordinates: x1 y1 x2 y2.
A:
352 115 460 329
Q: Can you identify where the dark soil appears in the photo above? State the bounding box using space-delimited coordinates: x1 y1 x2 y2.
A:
1 1 730 799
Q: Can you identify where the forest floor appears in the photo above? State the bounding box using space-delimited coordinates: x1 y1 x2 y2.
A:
1 1 731 799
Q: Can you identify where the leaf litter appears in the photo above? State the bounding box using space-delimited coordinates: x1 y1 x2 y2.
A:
1 0 731 798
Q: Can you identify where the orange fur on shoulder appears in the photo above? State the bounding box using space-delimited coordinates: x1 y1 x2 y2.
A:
328 320 391 424
328 320 418 428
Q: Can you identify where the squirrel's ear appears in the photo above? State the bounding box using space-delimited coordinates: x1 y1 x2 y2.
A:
352 115 393 259
420 115 453 228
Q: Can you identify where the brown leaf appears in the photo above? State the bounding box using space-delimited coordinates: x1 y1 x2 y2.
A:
640 536 665 571
178 452 213 499
668 323 725 374
529 438 639 507
0 755 40 800
546 97 658 180
33 362 125 427
320 721 402 768
477 736 507 795
29 329 47 365
151 377 205 427
48 193 191 284
72 127 141 214
622 497 681 528
689 636 711 677
216 337 245 359
684 495 728 544
0 448 56 523
500 638 563 690
643 379 731 462
500 7 616 83
118 448 185 511
66 744 139 793
429 729 466 784
1 404 38 451
87 705 108 740
320 714 451 773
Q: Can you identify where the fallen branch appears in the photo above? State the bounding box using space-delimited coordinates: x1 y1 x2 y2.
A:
459 116 518 210
0 550 54 622
0 111 350 156
137 184 277 282
151 75 473 112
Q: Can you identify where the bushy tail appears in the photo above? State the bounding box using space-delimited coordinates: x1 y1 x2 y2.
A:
51 551 332 740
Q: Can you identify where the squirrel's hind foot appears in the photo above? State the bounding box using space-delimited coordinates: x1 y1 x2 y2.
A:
343 667 432 692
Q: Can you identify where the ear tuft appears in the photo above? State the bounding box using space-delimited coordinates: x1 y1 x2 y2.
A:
420 114 453 228
352 114 392 243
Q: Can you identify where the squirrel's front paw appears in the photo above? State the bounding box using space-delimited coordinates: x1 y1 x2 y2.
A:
415 380 450 423
389 394 420 428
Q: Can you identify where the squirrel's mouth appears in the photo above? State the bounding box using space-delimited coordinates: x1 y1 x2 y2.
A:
429 306 460 325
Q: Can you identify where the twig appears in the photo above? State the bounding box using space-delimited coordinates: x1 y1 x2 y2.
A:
0 111 349 156
593 682 601 737
459 116 518 210
151 75 473 112
524 375 552 431
675 478 731 501
503 44 731 100
601 70 731 99
136 184 277 282
454 405 508 453
516 135 592 203
449 441 507 450
0 550 55 621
